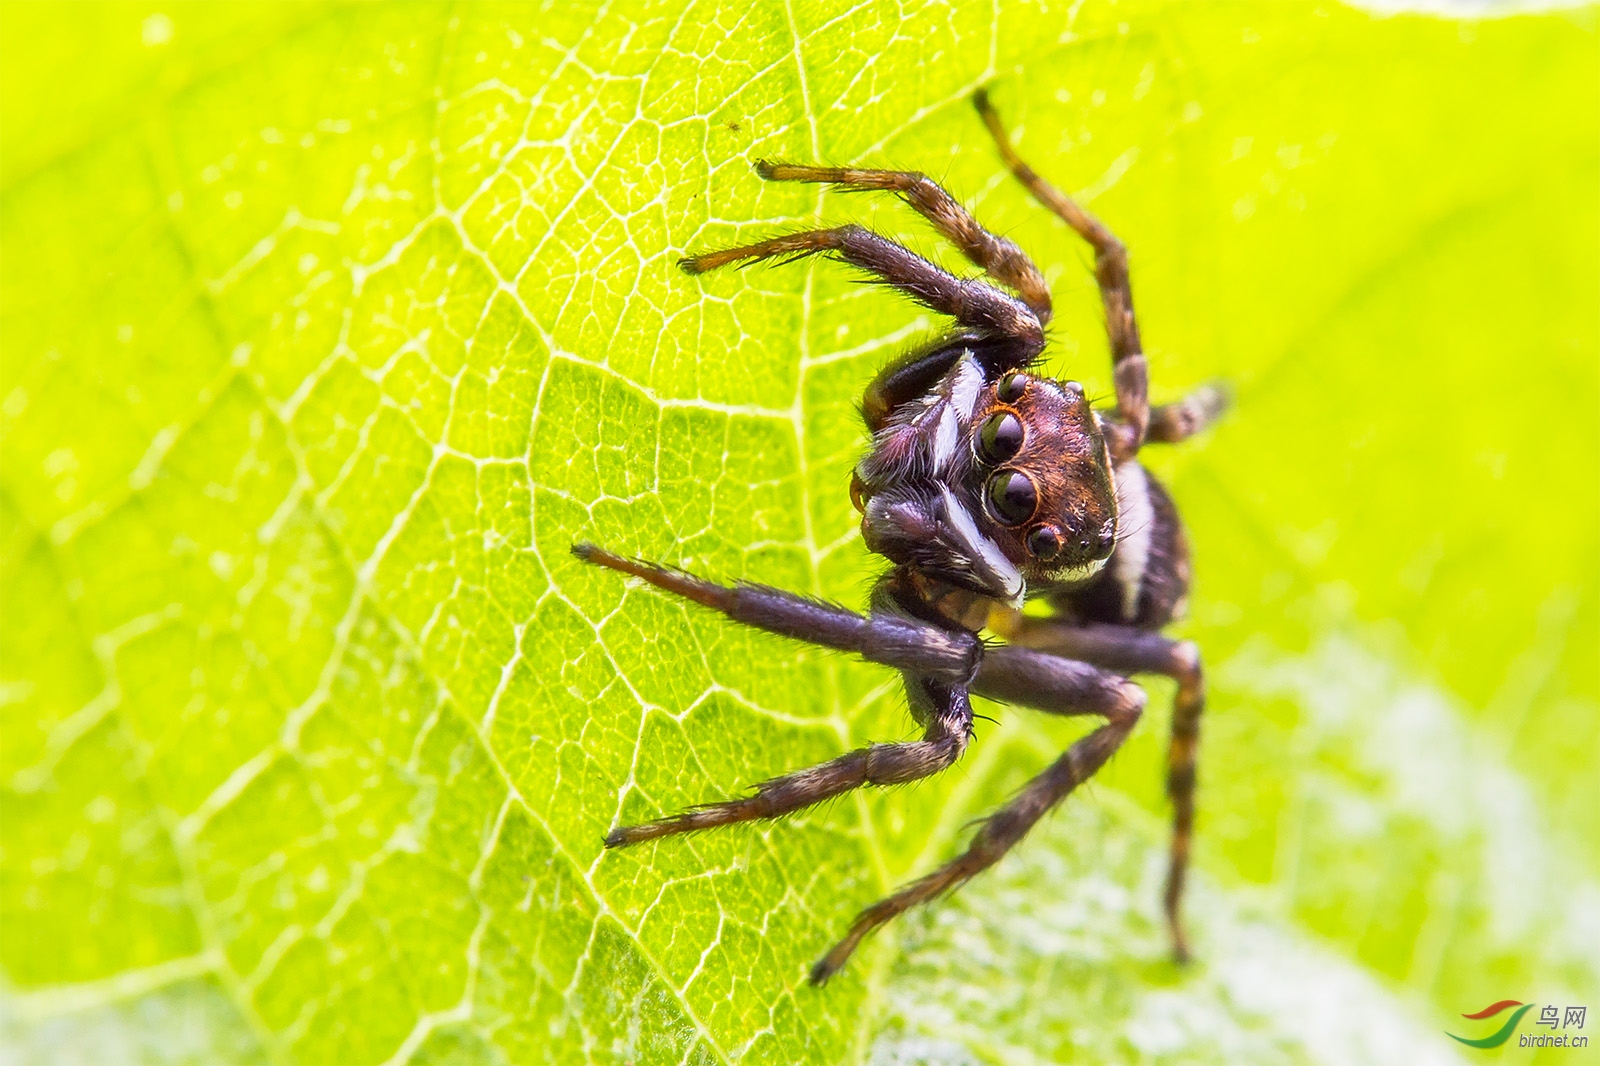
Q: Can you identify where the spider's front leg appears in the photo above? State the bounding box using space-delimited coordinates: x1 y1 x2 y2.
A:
753 161 1053 321
678 224 1044 353
572 544 979 681
810 645 1146 984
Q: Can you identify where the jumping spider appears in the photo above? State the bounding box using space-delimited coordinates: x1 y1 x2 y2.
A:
575 89 1226 984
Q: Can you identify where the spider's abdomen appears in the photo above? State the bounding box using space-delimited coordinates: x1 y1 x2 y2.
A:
1051 460 1191 630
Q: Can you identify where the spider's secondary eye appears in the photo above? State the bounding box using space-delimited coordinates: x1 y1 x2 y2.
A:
996 371 1028 404
976 411 1025 463
986 470 1038 526
1026 525 1064 561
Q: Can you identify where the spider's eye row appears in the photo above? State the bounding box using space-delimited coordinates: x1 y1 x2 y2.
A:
976 411 1025 463
1026 525 1064 561
996 371 1029 404
985 470 1038 526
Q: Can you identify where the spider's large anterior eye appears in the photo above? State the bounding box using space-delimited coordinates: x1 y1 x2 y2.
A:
996 371 1028 404
976 411 1025 463
986 470 1038 526
1026 525 1064 561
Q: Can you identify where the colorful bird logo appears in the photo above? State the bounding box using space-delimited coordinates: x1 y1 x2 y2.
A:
1447 1000 1535 1048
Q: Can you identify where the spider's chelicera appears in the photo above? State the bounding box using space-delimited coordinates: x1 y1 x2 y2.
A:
574 90 1227 984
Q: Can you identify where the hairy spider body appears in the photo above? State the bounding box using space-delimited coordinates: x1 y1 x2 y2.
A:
576 90 1226 985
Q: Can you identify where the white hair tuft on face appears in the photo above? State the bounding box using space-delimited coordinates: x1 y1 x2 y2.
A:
931 404 961 473
947 351 985 420
939 485 1024 605
926 352 984 476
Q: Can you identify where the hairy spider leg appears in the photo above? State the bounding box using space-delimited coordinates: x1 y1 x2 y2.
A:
810 643 1146 984
571 544 980 681
678 224 1045 351
605 677 971 846
573 544 1150 979
1146 383 1231 446
998 618 1206 963
574 543 991 839
754 162 1053 322
973 89 1149 457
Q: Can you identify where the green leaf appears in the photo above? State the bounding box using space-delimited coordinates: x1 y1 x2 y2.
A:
3 3 1595 1064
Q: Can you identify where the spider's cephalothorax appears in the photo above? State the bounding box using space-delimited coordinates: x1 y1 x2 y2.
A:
575 89 1229 985
852 355 1118 610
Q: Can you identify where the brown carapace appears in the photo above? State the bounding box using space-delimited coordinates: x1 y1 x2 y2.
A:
574 88 1228 985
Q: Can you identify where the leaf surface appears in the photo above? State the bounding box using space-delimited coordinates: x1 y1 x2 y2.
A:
2 3 1596 1064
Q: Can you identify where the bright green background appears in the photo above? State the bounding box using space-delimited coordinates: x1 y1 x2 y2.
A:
2 2 1596 1064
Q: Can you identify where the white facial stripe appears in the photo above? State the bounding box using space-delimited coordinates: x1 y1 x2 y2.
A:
939 485 1024 605
924 352 984 476
931 404 960 473
1112 460 1154 621
947 351 984 421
